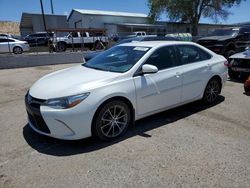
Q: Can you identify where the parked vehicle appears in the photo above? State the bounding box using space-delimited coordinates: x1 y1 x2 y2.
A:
25 41 227 141
55 32 109 52
84 36 179 61
166 33 192 41
0 33 12 38
197 27 250 58
127 31 147 37
22 32 54 47
228 48 250 79
0 37 29 54
0 34 21 40
244 76 250 96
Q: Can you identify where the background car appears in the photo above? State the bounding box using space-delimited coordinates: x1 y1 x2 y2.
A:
84 36 179 61
197 26 250 58
0 36 30 54
22 32 54 47
228 48 250 79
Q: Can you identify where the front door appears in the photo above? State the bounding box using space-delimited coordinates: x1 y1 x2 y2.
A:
133 46 182 116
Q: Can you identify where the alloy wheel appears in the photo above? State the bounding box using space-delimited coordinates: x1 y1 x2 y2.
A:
205 79 220 103
100 105 128 138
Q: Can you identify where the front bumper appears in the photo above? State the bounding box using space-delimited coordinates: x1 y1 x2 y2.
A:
25 93 95 140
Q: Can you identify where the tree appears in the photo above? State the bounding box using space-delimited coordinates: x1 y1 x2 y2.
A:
148 0 244 36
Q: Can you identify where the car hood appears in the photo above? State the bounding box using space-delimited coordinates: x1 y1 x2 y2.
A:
199 35 233 41
229 50 250 59
29 65 121 99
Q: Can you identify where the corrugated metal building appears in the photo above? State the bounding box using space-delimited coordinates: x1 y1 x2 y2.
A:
67 9 161 36
20 13 68 36
67 9 235 37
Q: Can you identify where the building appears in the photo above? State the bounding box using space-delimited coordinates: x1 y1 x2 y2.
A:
20 13 68 36
67 9 235 37
68 9 162 36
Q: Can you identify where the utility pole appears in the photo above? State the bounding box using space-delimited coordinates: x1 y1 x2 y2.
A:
50 0 54 14
40 0 47 31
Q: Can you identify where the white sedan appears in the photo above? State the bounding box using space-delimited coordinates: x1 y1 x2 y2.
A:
0 37 29 54
25 41 228 141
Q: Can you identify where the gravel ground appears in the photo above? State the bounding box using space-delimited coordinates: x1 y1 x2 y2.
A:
0 64 249 188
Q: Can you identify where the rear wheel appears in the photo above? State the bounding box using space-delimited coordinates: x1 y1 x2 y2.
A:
57 42 66 52
13 46 23 54
93 101 131 141
203 78 221 104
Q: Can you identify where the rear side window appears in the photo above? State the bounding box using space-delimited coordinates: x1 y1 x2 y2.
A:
176 45 211 65
145 46 178 70
0 38 14 42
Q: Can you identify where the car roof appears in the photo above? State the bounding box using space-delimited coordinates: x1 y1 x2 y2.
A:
118 41 194 48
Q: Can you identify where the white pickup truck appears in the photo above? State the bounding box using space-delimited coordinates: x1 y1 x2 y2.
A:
54 32 109 51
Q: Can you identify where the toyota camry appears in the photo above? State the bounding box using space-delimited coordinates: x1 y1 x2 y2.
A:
25 41 228 141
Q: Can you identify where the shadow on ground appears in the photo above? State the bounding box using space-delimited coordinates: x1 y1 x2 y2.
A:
23 96 224 156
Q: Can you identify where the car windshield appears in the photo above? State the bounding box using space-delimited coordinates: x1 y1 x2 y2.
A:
209 28 239 36
83 46 150 73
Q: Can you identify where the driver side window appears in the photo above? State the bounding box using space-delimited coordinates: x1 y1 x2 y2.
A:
144 46 177 70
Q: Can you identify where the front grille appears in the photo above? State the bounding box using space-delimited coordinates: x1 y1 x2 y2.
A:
25 93 50 134
198 40 217 47
232 59 250 68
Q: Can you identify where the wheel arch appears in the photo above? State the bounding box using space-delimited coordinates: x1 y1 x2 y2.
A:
12 45 23 53
91 96 135 135
206 75 223 94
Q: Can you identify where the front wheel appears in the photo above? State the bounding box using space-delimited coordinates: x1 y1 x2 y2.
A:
203 78 221 104
93 101 131 141
13 46 23 54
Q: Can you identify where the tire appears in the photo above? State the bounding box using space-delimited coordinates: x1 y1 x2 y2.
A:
94 40 105 50
93 101 131 141
57 42 66 52
203 78 221 104
228 70 239 79
13 46 23 54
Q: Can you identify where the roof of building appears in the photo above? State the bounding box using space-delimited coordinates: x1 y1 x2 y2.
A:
68 9 148 20
20 12 67 28
110 23 164 28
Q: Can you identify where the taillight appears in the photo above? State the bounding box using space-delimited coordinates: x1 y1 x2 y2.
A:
224 60 229 67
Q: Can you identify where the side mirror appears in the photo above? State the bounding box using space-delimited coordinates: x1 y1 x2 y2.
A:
141 64 158 74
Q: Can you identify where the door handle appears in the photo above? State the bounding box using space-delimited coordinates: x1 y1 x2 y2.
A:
207 64 211 70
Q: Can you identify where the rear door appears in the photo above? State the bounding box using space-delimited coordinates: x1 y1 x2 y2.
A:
0 38 11 53
133 45 182 116
175 45 213 102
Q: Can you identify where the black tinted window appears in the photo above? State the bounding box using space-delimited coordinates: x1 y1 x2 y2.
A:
0 38 14 42
145 46 177 70
72 32 78 37
176 45 211 64
81 32 87 37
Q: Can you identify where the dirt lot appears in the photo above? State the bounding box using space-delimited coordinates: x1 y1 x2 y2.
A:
0 64 249 188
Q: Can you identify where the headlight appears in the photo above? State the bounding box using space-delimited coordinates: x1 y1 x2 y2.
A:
44 93 90 109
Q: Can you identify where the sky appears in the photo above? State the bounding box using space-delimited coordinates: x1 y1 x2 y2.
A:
0 0 249 24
